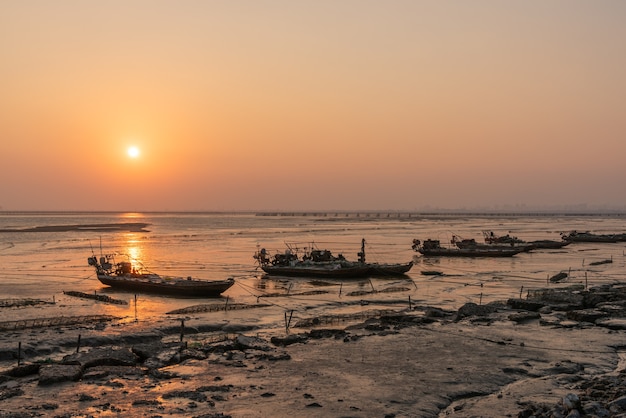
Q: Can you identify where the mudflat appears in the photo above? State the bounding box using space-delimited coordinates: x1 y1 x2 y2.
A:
1 284 626 417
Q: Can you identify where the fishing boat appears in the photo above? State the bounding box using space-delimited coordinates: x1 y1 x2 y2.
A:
412 239 525 257
451 235 533 252
483 230 570 249
253 239 413 278
561 230 621 243
87 255 234 297
482 230 525 245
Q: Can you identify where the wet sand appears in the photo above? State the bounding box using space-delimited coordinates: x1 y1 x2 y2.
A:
1 288 626 418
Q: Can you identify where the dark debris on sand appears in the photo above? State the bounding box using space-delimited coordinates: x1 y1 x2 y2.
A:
2 283 626 416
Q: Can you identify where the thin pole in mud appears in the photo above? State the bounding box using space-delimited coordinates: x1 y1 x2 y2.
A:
76 334 81 353
585 272 588 289
224 296 229 312
284 310 294 333
17 342 21 366
134 295 138 322
479 292 483 305
408 296 412 310
52 295 55 304
180 319 185 342
339 283 342 296
519 286 524 299
369 279 375 292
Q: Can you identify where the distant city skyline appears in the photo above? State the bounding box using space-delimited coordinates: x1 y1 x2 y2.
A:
2 1 625 212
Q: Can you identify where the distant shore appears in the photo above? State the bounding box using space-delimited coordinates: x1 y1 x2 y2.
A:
0 222 150 233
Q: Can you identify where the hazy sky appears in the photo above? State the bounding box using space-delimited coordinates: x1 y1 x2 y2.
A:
1 1 625 212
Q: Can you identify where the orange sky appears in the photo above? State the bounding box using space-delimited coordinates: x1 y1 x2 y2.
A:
1 1 625 211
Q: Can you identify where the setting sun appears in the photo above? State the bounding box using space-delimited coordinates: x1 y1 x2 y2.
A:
127 146 140 158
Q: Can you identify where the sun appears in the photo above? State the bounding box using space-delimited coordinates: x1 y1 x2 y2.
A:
127 146 140 158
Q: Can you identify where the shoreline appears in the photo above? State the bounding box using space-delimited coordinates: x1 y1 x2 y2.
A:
2 283 626 417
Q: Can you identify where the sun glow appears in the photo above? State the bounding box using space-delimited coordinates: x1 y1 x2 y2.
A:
127 146 140 158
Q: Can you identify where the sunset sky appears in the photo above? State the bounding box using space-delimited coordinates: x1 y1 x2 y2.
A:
1 1 625 212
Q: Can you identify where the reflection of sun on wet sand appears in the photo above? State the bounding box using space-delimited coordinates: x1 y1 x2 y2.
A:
0 222 150 233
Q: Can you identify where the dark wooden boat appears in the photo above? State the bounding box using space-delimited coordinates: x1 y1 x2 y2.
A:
412 239 525 257
527 239 570 249
88 255 234 297
482 231 570 249
561 231 621 243
254 239 413 278
452 235 533 252
259 262 371 278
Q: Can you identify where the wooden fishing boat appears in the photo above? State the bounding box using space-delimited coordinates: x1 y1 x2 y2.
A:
87 255 234 297
482 231 570 249
452 235 533 252
561 230 620 243
412 239 525 257
254 239 413 278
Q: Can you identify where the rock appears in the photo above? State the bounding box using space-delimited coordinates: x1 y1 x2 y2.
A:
234 335 271 351
609 394 626 410
38 364 82 385
550 272 568 283
562 393 580 411
270 334 308 346
4 363 41 377
62 346 140 368
596 318 626 330
508 311 541 323
566 309 608 323
507 299 545 312
455 302 497 320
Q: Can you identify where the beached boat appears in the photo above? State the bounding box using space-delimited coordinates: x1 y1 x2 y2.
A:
561 230 622 243
482 231 570 249
451 235 534 252
253 239 413 278
526 239 570 249
482 230 525 245
412 239 525 257
87 255 234 297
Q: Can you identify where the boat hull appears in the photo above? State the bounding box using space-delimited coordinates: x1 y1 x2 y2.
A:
367 262 413 276
418 248 524 257
261 265 371 278
97 274 234 297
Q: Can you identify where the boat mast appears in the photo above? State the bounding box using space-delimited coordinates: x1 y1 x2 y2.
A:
358 238 366 263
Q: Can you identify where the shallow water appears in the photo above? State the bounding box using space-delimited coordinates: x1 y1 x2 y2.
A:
1 212 626 333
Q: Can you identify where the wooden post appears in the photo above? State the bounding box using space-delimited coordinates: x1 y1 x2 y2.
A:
339 283 342 296
284 311 288 333
224 296 229 312
519 286 524 299
180 319 185 342
479 292 483 305
287 310 294 329
408 296 412 310
76 334 81 353
585 272 588 289
17 342 21 366
134 294 138 322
